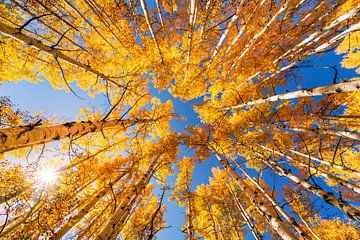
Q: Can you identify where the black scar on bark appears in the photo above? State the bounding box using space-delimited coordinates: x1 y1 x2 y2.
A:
0 132 7 143
63 122 74 127
335 88 343 93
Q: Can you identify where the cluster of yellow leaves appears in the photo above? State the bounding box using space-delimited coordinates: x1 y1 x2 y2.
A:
336 32 360 73
312 218 360 240
171 156 195 206
121 184 167 240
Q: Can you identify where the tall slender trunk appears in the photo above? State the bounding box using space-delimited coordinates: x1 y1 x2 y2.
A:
258 152 360 221
222 80 360 111
226 183 264 240
0 21 126 88
279 125 360 141
140 0 164 63
95 160 157 239
237 1 354 88
315 21 360 52
186 191 194 240
212 149 298 240
0 118 150 153
230 159 309 238
299 216 322 240
198 0 211 44
0 195 45 238
207 10 239 70
184 0 198 81
206 202 219 240
0 185 29 205
233 0 299 65
53 171 128 239
289 149 360 178
156 0 165 28
261 146 360 194
262 9 359 86
220 200 243 240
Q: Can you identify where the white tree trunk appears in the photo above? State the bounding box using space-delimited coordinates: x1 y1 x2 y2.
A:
261 146 360 194
0 21 126 88
207 10 239 69
280 125 360 141
0 118 149 153
260 154 360 221
222 80 360 111
213 151 298 240
95 160 156 239
231 159 309 238
53 172 127 239
140 0 164 62
226 183 264 240
289 149 360 178
156 0 165 28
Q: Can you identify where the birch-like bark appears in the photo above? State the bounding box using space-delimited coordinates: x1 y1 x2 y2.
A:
0 185 29 205
261 146 360 194
184 0 198 80
299 216 322 240
289 149 360 178
279 125 360 141
233 0 301 65
315 21 360 52
237 1 354 87
224 0 265 55
0 118 150 153
198 0 211 44
205 202 219 240
95 160 156 239
206 11 239 69
53 172 128 239
213 150 298 240
226 183 264 240
260 154 360 221
140 0 164 62
0 195 44 237
261 4 360 82
230 159 309 238
274 1 355 65
0 21 127 88
186 192 195 240
220 201 243 240
222 80 360 111
156 0 165 28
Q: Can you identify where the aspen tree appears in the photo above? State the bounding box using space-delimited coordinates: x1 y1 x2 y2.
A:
95 158 158 239
222 80 360 111
256 151 360 221
0 117 152 153
1 0 360 239
261 146 360 194
226 182 264 240
212 149 298 240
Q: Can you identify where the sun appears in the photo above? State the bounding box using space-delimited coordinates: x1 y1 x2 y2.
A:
35 167 58 189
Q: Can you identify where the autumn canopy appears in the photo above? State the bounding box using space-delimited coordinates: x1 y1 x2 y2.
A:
0 0 360 239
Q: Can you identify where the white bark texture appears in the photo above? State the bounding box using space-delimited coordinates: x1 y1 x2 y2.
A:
213 151 298 240
223 80 360 111
0 118 148 153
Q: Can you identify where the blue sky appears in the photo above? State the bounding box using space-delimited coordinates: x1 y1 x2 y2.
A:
0 49 358 239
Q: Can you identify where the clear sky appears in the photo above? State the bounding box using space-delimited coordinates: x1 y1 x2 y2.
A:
0 50 358 239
